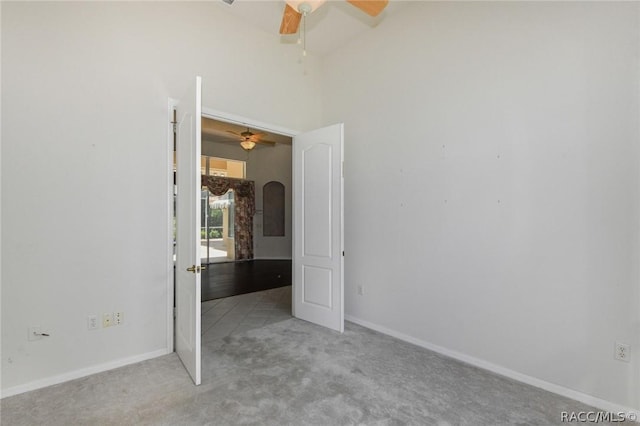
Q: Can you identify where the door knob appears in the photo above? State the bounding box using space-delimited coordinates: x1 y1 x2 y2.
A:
186 265 207 273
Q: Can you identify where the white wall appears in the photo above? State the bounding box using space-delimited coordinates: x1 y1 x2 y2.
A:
1 1 318 393
3 0 639 412
322 2 640 411
249 144 293 259
202 139 293 260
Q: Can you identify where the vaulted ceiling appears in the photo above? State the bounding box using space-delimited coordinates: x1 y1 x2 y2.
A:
203 1 407 148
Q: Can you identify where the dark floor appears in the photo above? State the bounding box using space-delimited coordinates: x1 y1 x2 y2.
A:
201 259 292 301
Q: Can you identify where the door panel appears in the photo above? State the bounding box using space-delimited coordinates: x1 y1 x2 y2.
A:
175 76 202 385
302 144 333 257
293 123 344 333
302 265 332 308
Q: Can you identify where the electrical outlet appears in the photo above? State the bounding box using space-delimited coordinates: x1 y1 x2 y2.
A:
102 313 113 328
357 285 364 296
114 312 123 326
615 342 630 362
87 315 98 330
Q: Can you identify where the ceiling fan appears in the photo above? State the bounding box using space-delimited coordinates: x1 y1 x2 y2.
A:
280 0 389 34
226 128 277 151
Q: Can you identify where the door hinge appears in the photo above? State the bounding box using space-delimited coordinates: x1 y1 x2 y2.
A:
171 109 177 151
171 109 177 133
342 251 345 257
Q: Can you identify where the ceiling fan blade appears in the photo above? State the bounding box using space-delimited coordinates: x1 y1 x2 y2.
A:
225 130 242 137
202 127 223 137
255 139 276 146
202 130 238 144
280 4 301 34
346 0 388 17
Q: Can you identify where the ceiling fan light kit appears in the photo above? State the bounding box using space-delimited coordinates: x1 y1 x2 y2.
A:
223 127 277 151
240 140 256 151
202 118 280 151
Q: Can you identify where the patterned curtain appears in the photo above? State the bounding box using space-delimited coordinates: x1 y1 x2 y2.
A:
201 176 255 260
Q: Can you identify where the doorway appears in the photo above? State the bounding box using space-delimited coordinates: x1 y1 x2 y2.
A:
197 115 296 356
170 106 296 349
170 84 345 386
199 115 294 296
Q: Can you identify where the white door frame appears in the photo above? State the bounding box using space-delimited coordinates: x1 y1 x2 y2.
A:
201 107 300 140
166 104 300 353
166 97 178 353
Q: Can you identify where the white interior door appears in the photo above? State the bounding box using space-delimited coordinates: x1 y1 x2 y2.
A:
175 76 202 385
293 123 344 333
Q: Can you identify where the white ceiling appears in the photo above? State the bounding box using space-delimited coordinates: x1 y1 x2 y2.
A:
212 0 408 57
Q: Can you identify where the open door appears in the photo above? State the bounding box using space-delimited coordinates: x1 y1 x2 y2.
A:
293 123 344 333
175 76 202 385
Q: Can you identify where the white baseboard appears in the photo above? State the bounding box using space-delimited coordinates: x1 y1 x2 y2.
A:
345 315 639 422
1 348 171 399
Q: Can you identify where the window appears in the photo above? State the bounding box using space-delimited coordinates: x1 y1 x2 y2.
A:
200 156 244 263
173 154 245 263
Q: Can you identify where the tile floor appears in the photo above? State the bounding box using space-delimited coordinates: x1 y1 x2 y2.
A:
200 285 292 344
